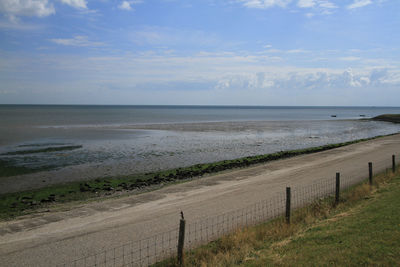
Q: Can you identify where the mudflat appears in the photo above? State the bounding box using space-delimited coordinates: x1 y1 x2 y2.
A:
0 133 400 266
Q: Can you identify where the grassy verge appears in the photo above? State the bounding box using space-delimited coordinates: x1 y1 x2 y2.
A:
155 167 400 266
0 133 396 220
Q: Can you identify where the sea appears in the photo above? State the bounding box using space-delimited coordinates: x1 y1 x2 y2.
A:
1 105 400 191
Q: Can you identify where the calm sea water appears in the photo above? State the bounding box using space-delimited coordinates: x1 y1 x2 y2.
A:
1 105 400 127
1 105 400 191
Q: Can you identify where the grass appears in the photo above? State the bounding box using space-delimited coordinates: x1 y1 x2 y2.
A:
154 167 400 266
2 145 83 155
0 133 397 220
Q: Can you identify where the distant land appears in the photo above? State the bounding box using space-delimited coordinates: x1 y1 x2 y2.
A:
373 114 400 123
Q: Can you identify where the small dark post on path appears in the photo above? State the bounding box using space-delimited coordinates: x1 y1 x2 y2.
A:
369 162 373 185
178 211 186 266
335 172 340 206
286 187 291 224
393 155 396 173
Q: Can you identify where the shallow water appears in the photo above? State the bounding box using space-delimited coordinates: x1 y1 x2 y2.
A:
1 105 400 183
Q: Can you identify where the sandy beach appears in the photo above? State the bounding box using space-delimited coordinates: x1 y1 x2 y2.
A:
0 133 399 266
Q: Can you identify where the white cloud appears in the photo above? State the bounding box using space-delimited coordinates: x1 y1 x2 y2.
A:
118 1 132 10
287 49 309 54
118 0 143 11
130 26 221 47
214 68 400 92
239 0 292 9
2 49 400 105
0 0 55 19
50 35 104 47
297 0 337 9
58 0 87 9
319 0 336 9
339 56 361 61
0 20 44 30
347 0 372 9
297 0 337 16
297 0 315 8
0 0 88 20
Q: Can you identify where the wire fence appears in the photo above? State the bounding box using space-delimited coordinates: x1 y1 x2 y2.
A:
59 154 398 267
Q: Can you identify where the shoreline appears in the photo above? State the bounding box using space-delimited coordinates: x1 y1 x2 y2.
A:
2 133 400 266
372 114 400 123
1 132 399 220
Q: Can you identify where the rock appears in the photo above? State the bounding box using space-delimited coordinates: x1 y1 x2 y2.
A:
103 186 114 191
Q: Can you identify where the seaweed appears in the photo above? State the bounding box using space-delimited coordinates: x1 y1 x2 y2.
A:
3 145 83 155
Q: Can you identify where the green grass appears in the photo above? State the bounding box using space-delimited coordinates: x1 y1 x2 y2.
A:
154 168 400 266
2 145 83 155
265 186 400 265
248 171 400 266
0 134 397 220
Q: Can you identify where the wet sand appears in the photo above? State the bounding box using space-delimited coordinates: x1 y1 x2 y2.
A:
0 133 399 266
1 120 400 194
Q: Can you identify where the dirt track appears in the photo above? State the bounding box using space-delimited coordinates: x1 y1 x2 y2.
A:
0 134 399 266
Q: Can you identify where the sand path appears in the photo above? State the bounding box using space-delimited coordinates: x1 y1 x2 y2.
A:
0 134 399 266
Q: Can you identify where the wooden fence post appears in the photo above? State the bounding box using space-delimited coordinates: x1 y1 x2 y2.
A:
369 162 373 185
286 187 291 224
335 172 340 206
177 211 186 266
393 155 396 173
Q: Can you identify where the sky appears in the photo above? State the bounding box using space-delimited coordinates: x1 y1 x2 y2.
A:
0 0 399 106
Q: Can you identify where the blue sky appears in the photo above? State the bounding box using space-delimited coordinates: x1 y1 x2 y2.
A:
0 0 399 105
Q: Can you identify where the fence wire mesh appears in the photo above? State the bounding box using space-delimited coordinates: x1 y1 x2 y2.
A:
59 155 398 267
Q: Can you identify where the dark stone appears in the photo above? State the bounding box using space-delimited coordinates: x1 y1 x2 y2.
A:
103 186 114 191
